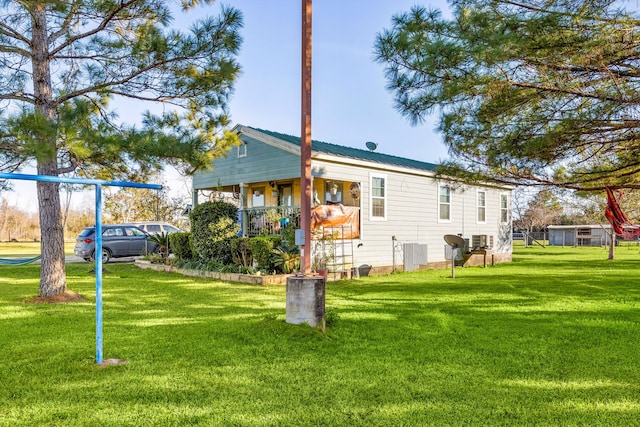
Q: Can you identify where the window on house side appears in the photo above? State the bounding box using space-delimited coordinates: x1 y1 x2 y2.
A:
500 194 509 223
371 176 386 219
477 191 486 223
439 185 451 221
237 142 247 158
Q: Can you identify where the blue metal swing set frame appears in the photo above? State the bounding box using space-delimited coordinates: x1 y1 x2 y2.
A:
0 172 161 364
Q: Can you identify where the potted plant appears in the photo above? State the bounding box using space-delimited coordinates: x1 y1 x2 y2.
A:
330 182 339 195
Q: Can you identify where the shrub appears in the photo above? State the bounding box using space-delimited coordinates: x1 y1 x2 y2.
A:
231 237 253 268
280 223 296 248
147 232 170 262
190 201 239 265
169 232 193 260
142 252 165 264
204 258 226 272
271 228 299 274
272 245 300 274
249 235 281 271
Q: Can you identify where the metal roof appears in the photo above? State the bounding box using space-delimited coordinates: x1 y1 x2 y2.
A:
247 126 439 173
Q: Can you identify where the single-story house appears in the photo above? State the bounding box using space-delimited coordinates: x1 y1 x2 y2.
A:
548 225 612 247
192 125 513 277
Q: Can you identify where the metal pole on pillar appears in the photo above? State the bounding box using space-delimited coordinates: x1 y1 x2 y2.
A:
95 184 103 364
300 0 312 275
451 246 455 279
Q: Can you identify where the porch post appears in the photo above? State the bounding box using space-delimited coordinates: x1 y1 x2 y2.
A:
192 188 199 208
240 183 249 237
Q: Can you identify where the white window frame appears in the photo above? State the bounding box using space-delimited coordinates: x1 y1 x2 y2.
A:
370 173 387 220
438 185 451 223
237 142 247 158
500 193 509 224
477 190 487 224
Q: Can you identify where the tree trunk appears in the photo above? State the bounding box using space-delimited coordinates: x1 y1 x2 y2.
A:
37 176 66 296
32 5 67 296
609 231 615 261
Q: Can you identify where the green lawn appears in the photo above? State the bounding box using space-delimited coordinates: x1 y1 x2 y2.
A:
0 241 75 257
1 245 639 426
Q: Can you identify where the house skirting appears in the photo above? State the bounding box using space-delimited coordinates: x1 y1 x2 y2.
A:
462 251 512 267
387 252 512 272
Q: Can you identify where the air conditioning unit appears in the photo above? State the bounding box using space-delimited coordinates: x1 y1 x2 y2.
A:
471 234 490 250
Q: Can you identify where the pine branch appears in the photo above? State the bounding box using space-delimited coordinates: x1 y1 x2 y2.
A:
0 21 30 46
48 0 83 44
49 0 147 57
0 42 30 57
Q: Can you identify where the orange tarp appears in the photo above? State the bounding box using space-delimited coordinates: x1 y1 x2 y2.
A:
310 205 360 239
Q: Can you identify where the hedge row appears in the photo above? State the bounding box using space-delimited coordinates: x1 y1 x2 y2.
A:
169 200 297 273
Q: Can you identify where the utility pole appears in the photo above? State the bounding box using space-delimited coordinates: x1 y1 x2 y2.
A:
300 0 312 275
285 0 324 329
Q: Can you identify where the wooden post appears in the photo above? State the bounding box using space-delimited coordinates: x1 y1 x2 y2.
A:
609 231 615 260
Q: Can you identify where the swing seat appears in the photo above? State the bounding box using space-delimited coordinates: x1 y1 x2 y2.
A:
605 187 640 240
0 255 42 265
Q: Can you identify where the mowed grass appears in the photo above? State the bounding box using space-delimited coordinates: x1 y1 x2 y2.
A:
1 244 639 426
0 241 75 257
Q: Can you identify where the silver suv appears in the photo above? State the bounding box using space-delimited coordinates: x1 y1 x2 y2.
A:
126 221 181 235
74 225 158 263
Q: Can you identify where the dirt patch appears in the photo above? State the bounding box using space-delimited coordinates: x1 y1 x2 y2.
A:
98 358 128 368
24 290 86 304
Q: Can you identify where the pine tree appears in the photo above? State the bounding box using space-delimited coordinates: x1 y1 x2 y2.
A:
375 0 640 191
0 0 242 296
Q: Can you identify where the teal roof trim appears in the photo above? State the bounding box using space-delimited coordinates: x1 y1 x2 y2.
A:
247 127 439 173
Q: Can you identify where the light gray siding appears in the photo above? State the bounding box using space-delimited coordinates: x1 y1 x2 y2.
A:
312 159 512 268
191 127 513 270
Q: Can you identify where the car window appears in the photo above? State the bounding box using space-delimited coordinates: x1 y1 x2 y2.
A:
164 225 180 233
147 224 162 233
103 228 123 237
79 228 94 237
125 227 146 236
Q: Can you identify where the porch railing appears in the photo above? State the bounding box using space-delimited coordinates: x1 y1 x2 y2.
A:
243 206 301 237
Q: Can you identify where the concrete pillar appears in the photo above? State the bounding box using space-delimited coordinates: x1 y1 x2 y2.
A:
286 276 325 327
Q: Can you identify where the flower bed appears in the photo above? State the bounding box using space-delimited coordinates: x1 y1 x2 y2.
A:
134 260 291 285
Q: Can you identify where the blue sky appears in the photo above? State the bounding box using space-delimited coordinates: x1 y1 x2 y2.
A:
7 1 453 211
207 0 452 162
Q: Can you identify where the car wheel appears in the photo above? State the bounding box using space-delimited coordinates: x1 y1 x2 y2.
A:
101 248 112 263
91 248 111 264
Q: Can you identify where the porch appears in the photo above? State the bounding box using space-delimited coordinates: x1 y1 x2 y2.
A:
243 206 301 237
